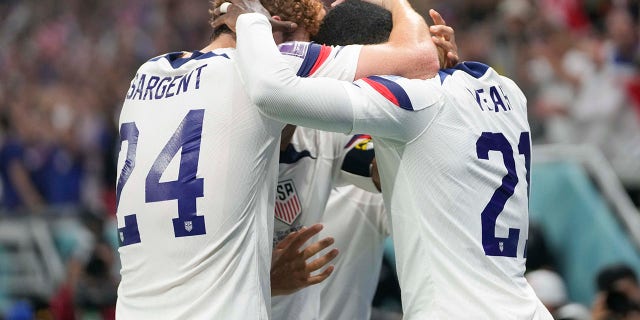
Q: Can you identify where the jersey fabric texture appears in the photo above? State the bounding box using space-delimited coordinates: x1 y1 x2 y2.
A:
271 127 351 320
271 41 364 320
349 66 551 319
234 13 553 320
116 48 283 319
319 185 388 320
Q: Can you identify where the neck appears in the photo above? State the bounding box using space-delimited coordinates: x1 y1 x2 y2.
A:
283 26 310 43
201 33 236 52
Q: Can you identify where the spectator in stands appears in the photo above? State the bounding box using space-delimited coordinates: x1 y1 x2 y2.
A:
593 263 640 320
0 107 44 213
0 0 638 316
526 269 591 320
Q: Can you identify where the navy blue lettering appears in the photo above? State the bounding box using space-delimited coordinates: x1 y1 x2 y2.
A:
176 71 193 96
143 76 160 100
133 74 146 100
194 64 207 89
126 74 138 100
472 88 484 111
127 66 207 101
155 77 171 99
471 85 514 113
475 88 492 111
165 75 183 98
490 86 508 112
498 85 512 110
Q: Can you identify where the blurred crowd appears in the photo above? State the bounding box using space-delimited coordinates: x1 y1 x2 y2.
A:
427 0 640 195
0 0 638 319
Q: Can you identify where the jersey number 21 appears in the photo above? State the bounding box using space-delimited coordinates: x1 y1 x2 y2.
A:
476 132 530 258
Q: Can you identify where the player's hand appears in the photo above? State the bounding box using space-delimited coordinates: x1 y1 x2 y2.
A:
211 0 297 33
428 9 459 69
271 224 339 296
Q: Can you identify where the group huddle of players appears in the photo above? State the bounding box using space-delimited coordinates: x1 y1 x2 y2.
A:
114 0 553 319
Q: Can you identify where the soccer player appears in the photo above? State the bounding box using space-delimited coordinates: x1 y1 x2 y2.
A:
219 2 555 319
115 0 444 319
319 184 389 320
114 23 288 319
310 3 393 319
227 0 457 318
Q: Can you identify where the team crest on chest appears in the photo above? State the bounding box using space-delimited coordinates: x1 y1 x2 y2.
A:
184 220 193 232
275 179 302 225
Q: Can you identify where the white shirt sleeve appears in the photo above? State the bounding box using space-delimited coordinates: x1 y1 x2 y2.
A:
278 42 362 81
236 13 357 134
236 13 443 141
350 75 444 142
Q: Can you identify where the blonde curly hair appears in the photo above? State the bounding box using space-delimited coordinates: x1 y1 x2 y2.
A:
261 0 324 36
209 0 324 36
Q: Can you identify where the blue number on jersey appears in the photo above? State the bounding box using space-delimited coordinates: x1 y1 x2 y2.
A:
476 132 530 257
146 109 206 237
117 122 141 246
116 109 206 247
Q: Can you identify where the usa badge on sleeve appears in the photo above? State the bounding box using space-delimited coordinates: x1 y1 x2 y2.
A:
274 179 302 225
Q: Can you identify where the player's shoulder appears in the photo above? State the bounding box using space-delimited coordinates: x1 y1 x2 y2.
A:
356 74 444 112
439 61 525 99
278 41 360 78
437 61 495 81
278 41 342 59
140 49 234 71
438 61 519 88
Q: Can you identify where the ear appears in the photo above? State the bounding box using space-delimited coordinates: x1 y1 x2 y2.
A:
271 15 282 21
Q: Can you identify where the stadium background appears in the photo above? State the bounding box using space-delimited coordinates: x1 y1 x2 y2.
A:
0 0 638 318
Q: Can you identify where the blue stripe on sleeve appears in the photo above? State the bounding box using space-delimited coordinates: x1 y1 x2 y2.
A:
296 44 321 77
368 76 414 111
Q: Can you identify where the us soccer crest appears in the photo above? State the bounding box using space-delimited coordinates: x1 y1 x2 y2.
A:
184 220 193 232
275 179 302 225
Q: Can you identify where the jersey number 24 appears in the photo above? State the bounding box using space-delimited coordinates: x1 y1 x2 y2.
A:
116 109 206 246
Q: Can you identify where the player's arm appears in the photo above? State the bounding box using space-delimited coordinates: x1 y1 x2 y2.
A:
213 0 441 81
271 224 339 296
353 0 439 80
236 13 356 133
279 5 453 81
235 13 442 139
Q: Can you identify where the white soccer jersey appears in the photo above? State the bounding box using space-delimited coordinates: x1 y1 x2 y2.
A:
115 49 283 319
234 14 553 319
271 41 368 320
347 67 551 319
271 127 350 320
318 185 388 320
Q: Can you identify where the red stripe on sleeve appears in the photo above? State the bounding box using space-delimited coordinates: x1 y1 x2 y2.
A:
361 78 399 106
308 46 332 76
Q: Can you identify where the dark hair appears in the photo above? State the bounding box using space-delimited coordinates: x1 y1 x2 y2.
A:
596 263 638 292
312 0 392 46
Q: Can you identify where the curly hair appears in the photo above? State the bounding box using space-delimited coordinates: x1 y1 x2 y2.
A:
261 0 324 36
208 0 324 37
